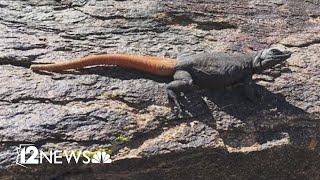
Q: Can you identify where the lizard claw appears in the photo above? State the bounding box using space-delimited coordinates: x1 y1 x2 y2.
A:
167 89 183 114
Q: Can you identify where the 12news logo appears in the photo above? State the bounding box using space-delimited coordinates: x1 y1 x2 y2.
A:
16 144 112 168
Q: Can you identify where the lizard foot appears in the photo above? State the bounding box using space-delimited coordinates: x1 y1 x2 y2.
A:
167 89 183 114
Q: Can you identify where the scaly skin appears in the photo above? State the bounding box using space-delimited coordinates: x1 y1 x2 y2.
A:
30 54 177 76
30 48 291 112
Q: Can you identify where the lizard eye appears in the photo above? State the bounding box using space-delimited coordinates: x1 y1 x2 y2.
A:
270 49 281 54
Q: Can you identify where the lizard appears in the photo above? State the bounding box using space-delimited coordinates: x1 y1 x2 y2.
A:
30 48 292 110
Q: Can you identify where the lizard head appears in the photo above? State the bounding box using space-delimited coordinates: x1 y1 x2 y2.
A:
252 47 291 72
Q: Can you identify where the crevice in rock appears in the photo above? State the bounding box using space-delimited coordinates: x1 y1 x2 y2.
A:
51 0 89 10
310 14 320 18
3 97 98 106
111 96 156 110
11 44 47 51
73 8 149 21
158 12 238 30
0 4 8 8
0 17 62 33
281 38 320 47
0 53 47 69
0 61 32 68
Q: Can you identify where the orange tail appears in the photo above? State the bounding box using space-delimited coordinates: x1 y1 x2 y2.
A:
30 54 176 76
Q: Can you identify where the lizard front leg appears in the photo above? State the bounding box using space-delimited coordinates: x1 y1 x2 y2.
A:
243 76 258 102
166 70 194 112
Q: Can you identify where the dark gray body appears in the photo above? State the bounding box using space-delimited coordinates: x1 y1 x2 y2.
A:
176 52 255 89
166 48 292 111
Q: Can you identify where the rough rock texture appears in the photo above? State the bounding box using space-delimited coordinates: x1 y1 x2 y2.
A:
0 0 320 179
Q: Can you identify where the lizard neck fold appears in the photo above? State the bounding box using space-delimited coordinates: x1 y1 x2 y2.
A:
237 52 258 74
251 50 263 74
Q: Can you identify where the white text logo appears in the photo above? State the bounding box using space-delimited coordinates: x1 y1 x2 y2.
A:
16 144 112 168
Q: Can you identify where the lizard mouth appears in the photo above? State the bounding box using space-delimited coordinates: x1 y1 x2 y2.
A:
275 51 292 59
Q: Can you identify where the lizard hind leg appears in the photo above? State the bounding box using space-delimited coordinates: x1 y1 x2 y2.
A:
166 70 194 113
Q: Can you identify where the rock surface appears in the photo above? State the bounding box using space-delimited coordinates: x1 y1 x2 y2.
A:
0 0 319 179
